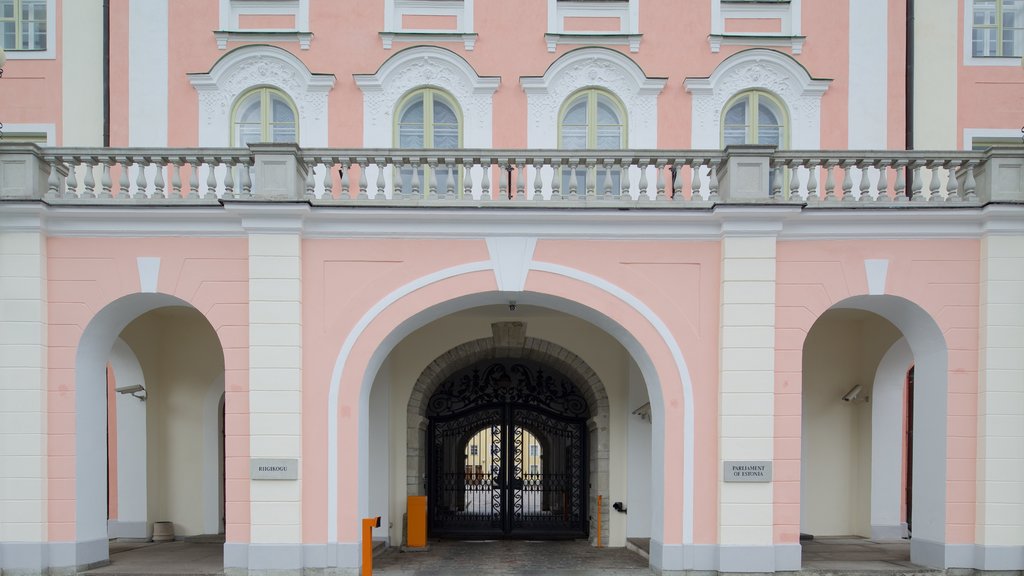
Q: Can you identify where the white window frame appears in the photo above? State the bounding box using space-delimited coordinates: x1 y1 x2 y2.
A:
0 122 55 144
963 128 1024 149
545 0 640 52
216 0 311 49
381 0 477 50
710 0 803 54
1 0 55 60
963 0 1023 66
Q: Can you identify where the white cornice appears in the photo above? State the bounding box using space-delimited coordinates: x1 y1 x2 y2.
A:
4 201 1021 241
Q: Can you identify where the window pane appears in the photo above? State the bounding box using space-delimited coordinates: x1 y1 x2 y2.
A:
271 97 295 123
1 21 13 50
399 126 424 148
725 101 747 125
1 1 14 18
432 100 457 124
433 124 458 149
236 124 261 147
561 125 587 149
596 99 619 125
723 127 747 146
400 99 424 123
271 124 295 143
758 125 781 146
563 99 587 124
757 102 779 126
596 125 621 149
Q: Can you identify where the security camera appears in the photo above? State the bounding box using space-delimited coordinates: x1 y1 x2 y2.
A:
508 300 517 311
842 385 863 403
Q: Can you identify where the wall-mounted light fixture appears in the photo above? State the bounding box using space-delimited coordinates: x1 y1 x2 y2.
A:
116 384 147 402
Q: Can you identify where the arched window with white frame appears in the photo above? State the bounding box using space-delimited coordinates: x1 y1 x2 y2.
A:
231 87 298 146
559 88 627 195
395 87 462 196
721 89 789 148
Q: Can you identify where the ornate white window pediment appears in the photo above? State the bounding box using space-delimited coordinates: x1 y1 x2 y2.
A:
710 0 804 54
354 46 499 148
188 45 335 147
684 48 829 149
521 47 664 149
216 0 312 49
381 0 477 50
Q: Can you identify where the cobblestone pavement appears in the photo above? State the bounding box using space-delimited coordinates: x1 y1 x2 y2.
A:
373 539 654 575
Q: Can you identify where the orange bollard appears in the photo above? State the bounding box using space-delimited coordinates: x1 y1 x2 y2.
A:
597 495 602 547
407 496 427 548
362 516 380 576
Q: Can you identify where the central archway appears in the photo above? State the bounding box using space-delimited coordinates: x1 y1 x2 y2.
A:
408 322 611 543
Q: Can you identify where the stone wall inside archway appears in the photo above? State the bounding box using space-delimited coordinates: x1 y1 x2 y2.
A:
406 321 612 544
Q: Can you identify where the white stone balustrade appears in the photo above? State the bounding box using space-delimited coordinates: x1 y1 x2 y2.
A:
1 144 1021 206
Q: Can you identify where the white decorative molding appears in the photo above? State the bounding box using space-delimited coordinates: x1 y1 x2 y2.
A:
188 45 336 147
136 257 161 293
353 46 500 148
485 237 537 291
218 0 309 32
684 48 830 149
3 0 56 60
521 47 665 149
864 258 889 295
963 128 1024 150
0 123 55 145
710 0 801 53
383 0 474 50
545 0 640 52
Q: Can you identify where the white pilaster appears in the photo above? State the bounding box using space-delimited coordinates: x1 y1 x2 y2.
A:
247 215 305 546
718 231 776 554
847 0 887 148
977 234 1024 551
61 0 103 146
129 0 169 146
0 225 48 548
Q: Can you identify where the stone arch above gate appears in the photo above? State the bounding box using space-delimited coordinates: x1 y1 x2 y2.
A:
406 321 611 543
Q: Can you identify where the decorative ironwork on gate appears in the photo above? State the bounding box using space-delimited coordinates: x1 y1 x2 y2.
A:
426 359 589 539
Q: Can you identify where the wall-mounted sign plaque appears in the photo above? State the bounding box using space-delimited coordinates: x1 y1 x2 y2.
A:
251 458 298 480
723 461 772 482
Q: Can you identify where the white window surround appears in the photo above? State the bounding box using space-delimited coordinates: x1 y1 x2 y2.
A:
187 45 335 147
381 0 476 50
963 0 1023 66
0 123 55 145
521 47 664 149
545 0 641 53
216 0 312 49
684 48 829 149
354 46 499 148
710 0 804 54
963 128 1024 149
2 0 55 59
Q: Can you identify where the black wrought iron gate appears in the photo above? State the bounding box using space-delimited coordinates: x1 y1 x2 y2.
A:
426 360 589 539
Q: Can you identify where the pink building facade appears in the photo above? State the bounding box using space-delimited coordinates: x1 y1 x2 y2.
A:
0 1 1022 574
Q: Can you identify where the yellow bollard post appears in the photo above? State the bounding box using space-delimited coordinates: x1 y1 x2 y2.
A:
597 495 602 547
362 516 380 576
407 496 427 548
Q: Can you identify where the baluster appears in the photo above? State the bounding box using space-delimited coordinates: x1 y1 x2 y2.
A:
305 160 316 199
357 160 368 199
548 160 562 201
134 160 149 199
426 159 438 200
222 160 235 199
707 160 719 202
672 161 684 201
203 160 217 199
47 161 61 198
330 161 344 200
567 162 579 199
856 161 871 202
407 161 420 199
655 161 667 201
444 161 455 200
691 160 702 201
927 162 941 202
823 161 836 202
840 161 853 202
603 161 614 199
239 160 252 198
187 160 199 199
618 161 629 198
321 160 336 200
117 158 130 199
533 161 543 201
168 160 181 199
637 160 649 201
789 163 800 201
499 162 509 200
465 159 475 200
894 161 907 202
805 160 818 202
480 161 491 201
945 160 961 202
515 162 526 200
99 160 112 199
376 159 387 200
910 161 924 202
66 162 79 198
770 160 782 200
82 159 96 198
875 161 889 202
963 161 978 202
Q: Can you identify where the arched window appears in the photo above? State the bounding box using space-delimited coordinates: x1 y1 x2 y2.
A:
721 90 788 147
231 87 298 146
559 89 626 195
395 88 462 196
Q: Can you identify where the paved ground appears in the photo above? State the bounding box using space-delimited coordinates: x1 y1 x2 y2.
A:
80 535 928 575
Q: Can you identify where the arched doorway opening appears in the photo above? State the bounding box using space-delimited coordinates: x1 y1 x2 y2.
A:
77 294 227 566
425 358 590 539
800 295 948 568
